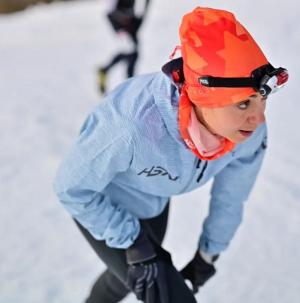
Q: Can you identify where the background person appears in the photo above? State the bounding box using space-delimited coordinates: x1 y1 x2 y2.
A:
98 0 151 94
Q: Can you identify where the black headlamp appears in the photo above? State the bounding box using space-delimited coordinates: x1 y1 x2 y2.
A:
198 63 288 97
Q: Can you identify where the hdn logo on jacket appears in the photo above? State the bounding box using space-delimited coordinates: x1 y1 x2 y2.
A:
138 166 179 181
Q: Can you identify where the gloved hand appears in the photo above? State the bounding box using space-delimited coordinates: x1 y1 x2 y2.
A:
180 250 219 294
126 228 171 303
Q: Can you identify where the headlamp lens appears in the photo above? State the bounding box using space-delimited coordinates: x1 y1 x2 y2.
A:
256 66 289 96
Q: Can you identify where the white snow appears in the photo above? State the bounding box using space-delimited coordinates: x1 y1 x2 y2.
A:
0 0 299 302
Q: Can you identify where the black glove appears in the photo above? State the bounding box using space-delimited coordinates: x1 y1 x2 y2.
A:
180 251 218 294
126 228 171 303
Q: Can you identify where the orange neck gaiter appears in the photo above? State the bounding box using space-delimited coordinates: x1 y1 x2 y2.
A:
178 85 235 160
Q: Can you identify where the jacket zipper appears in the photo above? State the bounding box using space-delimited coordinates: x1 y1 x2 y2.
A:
182 157 199 192
196 161 208 183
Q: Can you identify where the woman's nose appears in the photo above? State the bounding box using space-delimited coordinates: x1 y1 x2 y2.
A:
247 103 266 125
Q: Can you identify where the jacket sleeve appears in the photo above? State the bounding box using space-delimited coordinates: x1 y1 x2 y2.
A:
53 109 140 249
199 130 267 256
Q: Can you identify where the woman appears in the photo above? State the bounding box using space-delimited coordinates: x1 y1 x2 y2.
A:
54 6 288 303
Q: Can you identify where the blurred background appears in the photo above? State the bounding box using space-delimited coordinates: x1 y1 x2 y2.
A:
0 0 74 14
0 0 299 302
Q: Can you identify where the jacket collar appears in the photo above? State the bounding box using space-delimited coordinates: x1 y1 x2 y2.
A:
161 57 185 87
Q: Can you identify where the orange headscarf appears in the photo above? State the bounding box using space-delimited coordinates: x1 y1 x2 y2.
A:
177 7 269 160
179 7 268 107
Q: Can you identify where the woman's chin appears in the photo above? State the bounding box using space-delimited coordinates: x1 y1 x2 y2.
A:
224 133 248 144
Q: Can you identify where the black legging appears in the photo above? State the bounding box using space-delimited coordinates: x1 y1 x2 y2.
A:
75 203 197 303
102 29 139 78
103 51 138 78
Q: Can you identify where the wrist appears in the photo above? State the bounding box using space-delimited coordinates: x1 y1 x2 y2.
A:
126 229 156 264
199 249 219 264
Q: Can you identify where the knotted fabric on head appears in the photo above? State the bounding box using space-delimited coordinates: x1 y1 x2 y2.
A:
179 6 269 107
176 7 269 160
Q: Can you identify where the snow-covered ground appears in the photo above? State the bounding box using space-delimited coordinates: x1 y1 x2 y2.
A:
0 0 299 302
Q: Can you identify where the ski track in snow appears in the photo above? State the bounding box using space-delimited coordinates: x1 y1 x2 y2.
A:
0 0 299 302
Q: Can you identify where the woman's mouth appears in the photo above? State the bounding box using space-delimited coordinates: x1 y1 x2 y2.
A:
239 130 254 138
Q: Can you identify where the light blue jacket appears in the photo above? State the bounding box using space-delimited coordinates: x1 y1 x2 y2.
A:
53 64 267 256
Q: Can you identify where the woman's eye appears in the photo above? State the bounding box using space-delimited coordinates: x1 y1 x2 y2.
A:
237 100 250 110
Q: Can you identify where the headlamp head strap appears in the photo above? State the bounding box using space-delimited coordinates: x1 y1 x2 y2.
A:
199 63 288 97
199 76 257 88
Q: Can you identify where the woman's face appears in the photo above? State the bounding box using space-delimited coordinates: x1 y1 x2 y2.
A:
194 93 267 143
